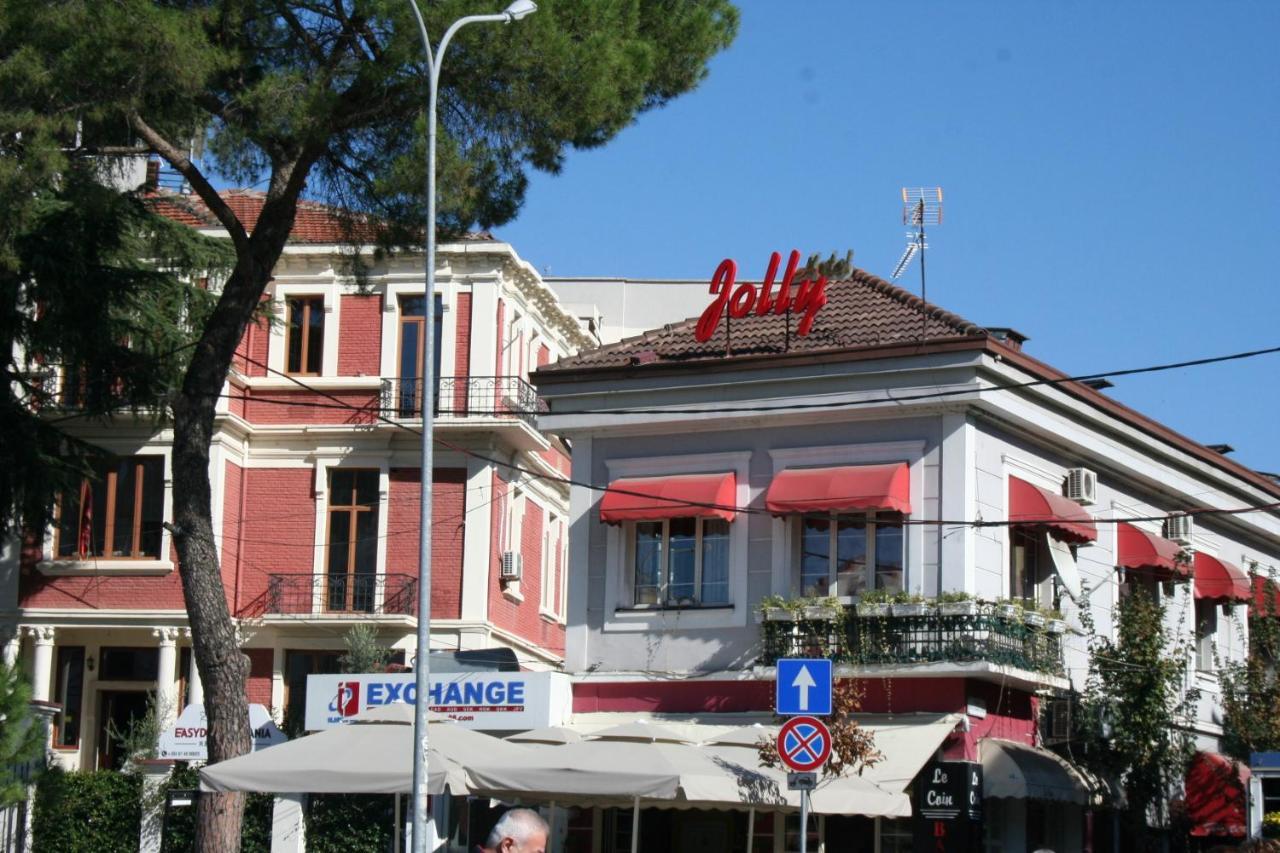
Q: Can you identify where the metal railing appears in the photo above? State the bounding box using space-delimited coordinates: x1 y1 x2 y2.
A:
240 573 418 618
379 375 545 424
760 607 1065 676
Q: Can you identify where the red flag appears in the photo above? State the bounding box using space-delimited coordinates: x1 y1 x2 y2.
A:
76 481 92 559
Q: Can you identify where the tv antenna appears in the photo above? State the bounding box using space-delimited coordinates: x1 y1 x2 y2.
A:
891 187 943 308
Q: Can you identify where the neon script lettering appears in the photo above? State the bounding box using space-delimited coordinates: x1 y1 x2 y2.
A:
693 250 829 343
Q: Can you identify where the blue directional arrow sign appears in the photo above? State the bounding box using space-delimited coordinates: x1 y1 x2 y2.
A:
775 658 832 716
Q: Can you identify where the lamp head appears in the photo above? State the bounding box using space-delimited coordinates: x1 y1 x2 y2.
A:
502 0 537 21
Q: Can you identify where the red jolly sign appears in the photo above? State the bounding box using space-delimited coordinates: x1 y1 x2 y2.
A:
694 249 830 343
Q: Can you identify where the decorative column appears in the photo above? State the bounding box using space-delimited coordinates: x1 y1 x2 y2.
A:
1 623 19 668
183 628 204 706
25 626 55 702
153 628 180 726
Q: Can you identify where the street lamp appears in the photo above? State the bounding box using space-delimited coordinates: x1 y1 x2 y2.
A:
404 2 536 851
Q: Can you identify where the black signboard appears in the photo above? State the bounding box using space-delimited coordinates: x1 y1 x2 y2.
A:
912 759 983 852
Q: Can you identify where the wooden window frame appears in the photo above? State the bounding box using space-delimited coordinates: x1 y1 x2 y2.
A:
285 295 325 376
54 456 164 560
325 469 380 612
627 517 731 609
53 645 85 749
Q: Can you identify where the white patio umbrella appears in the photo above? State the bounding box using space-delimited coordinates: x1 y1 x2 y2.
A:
504 725 583 745
199 704 517 795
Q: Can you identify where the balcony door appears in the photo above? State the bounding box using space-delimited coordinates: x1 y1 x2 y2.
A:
397 294 444 417
326 470 380 612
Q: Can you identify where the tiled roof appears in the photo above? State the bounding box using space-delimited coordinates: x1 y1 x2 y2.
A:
144 189 495 245
542 267 989 372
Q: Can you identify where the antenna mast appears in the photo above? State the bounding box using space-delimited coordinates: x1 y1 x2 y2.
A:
891 187 944 307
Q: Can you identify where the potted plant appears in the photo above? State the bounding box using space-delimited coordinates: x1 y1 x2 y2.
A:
1041 607 1067 634
890 591 931 617
799 595 842 621
1022 609 1046 629
994 598 1023 621
856 587 893 617
936 590 978 616
758 594 794 623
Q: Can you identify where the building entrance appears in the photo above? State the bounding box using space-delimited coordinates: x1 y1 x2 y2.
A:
97 690 151 770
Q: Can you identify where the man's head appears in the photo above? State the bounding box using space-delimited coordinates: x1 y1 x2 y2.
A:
481 808 549 853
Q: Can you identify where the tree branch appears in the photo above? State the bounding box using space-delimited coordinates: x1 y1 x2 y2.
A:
129 112 250 256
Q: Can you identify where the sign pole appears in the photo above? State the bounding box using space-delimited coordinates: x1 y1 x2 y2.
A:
799 789 809 853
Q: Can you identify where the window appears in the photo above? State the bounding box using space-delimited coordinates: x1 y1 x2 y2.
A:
285 296 324 375
56 456 164 560
98 647 159 681
396 294 444 416
1196 599 1218 671
1010 528 1056 608
798 513 902 598
630 517 730 607
540 516 555 612
53 646 85 748
326 470 380 612
284 650 341 729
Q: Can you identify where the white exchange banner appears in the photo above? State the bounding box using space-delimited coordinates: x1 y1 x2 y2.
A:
304 671 572 732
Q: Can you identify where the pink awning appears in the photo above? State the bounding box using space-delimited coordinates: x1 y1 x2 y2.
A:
599 473 736 524
1193 553 1251 603
1116 522 1189 579
765 463 911 515
1186 752 1249 838
1008 477 1097 544
1251 574 1280 618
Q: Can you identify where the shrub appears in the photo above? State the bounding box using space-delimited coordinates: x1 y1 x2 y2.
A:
305 794 396 853
32 768 141 853
159 765 272 852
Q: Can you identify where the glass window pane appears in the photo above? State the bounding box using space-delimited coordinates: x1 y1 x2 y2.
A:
634 522 663 605
90 477 108 557
55 647 85 747
400 296 425 317
355 510 378 574
800 517 831 597
700 519 730 605
834 517 867 597
287 299 305 372
329 470 354 506
668 518 697 603
354 471 378 507
306 300 324 374
874 522 904 591
328 512 352 574
399 322 421 415
111 462 137 557
139 459 163 558
56 489 81 558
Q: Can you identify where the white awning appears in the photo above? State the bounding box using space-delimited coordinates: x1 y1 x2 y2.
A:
980 738 1090 804
1047 532 1083 601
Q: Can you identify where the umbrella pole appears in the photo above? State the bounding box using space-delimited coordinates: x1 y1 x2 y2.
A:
746 807 754 853
395 794 402 853
630 797 640 853
549 800 556 853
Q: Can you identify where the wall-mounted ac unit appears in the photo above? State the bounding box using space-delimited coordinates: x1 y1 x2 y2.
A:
500 551 523 581
1064 468 1097 506
1164 514 1194 545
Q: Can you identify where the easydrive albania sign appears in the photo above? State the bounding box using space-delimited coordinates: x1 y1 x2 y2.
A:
694 250 830 343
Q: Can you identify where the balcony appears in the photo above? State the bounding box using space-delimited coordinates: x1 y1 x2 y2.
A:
380 375 545 425
759 602 1065 681
239 573 417 620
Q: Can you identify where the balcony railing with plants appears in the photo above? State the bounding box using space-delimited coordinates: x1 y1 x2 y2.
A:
758 591 1066 677
238 573 418 619
379 375 545 425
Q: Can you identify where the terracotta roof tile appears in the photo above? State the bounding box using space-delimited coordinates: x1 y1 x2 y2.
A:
144 189 495 245
543 267 989 372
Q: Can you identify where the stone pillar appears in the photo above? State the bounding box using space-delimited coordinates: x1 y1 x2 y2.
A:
1 623 19 668
137 759 175 853
183 629 204 706
153 628 180 726
25 627 55 702
270 794 306 853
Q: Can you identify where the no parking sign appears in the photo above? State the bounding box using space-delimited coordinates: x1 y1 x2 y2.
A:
776 715 831 773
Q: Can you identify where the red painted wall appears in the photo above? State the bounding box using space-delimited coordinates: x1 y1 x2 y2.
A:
486 490 565 656
18 568 187 610
337 294 383 376
241 389 378 425
245 648 274 707
385 468 465 619
222 460 244 610
233 468 316 616
234 313 269 377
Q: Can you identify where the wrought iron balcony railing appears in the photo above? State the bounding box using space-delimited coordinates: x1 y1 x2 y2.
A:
759 606 1065 677
379 375 545 424
239 573 418 618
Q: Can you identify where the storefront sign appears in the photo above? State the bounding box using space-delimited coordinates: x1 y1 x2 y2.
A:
304 671 572 732
912 759 982 852
157 703 286 761
694 250 829 343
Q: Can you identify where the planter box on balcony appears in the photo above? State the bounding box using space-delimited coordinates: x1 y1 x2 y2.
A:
890 603 931 617
856 603 891 617
802 605 842 621
1023 612 1046 629
995 604 1021 621
763 608 795 622
1046 619 1067 635
937 601 979 616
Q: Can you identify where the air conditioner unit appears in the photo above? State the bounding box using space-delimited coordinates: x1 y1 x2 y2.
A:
500 551 523 581
1064 468 1097 506
1164 514 1194 545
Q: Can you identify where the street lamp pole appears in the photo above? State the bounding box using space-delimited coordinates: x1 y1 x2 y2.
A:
404 2 537 851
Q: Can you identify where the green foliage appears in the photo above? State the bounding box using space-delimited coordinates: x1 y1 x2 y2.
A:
0 661 43 805
31 768 142 853
304 794 396 853
105 692 167 767
1219 574 1280 760
158 766 273 853
338 624 392 674
1076 589 1200 848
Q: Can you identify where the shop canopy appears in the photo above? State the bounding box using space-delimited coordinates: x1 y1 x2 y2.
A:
1185 751 1249 838
1116 522 1189 579
764 462 911 515
198 705 499 794
1251 574 1280 618
599 472 736 524
979 738 1091 805
1193 553 1251 603
1007 477 1097 545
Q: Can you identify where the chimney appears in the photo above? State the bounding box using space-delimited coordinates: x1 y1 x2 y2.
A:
986 327 1028 352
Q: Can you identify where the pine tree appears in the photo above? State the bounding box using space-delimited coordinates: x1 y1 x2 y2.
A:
0 661 44 807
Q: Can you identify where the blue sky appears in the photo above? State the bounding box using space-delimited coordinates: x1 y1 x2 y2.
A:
498 1 1280 476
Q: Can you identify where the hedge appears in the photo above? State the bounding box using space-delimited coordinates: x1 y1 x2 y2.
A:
159 766 273 853
32 768 141 853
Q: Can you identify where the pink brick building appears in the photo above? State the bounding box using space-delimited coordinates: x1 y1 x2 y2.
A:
3 191 593 770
